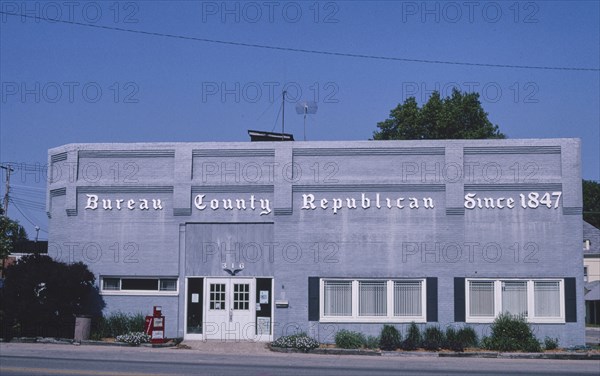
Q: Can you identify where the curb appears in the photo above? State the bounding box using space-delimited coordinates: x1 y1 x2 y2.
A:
438 351 600 360
269 346 380 356
498 352 600 360
81 340 133 347
4 337 177 348
269 346 600 360
4 339 599 360
381 351 438 357
438 352 498 358
313 348 382 356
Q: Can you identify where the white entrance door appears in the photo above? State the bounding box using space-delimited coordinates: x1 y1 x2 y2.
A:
204 278 256 341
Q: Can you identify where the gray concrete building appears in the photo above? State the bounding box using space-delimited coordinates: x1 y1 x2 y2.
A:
46 138 584 346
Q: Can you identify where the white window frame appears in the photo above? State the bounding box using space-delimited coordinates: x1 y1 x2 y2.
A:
100 276 179 296
465 278 564 324
319 278 427 323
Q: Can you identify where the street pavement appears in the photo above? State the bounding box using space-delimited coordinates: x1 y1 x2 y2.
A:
1 342 599 376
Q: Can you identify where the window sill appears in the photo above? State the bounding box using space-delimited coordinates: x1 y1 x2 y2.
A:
466 317 565 324
101 290 179 296
320 317 427 323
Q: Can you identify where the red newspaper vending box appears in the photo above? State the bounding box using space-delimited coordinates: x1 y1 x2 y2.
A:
144 306 166 344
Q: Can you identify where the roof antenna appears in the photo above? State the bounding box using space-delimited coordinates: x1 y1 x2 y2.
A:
295 101 318 141
281 90 286 140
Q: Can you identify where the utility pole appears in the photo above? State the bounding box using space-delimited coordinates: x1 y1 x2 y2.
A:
1 164 14 216
281 90 286 140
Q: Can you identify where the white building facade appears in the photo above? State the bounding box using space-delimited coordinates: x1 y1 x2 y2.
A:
46 139 584 345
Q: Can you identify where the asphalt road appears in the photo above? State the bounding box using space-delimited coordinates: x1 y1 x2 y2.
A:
1 343 599 376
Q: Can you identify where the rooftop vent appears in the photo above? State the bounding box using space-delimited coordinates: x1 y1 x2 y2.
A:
248 129 294 142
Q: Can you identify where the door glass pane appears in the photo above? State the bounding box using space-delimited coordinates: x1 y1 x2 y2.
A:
186 278 203 334
469 281 495 317
359 281 387 316
323 280 352 316
210 283 226 310
394 280 422 316
502 281 527 316
233 283 250 310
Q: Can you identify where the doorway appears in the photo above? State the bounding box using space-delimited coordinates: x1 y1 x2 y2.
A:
185 277 272 341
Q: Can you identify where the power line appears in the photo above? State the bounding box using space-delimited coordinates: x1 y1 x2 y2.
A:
11 184 46 192
9 198 46 211
1 11 598 72
10 199 46 208
10 197 45 205
11 192 45 202
11 189 45 199
271 103 283 132
10 201 48 233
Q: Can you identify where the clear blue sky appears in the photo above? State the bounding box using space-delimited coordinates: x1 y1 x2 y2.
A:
1 1 599 239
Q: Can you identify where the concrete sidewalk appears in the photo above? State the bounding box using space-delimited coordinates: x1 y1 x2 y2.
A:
585 327 600 346
178 340 273 355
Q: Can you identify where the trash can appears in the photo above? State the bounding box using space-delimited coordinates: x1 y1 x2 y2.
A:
74 316 91 341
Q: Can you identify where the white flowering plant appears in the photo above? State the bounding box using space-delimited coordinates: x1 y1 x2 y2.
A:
271 333 320 352
115 332 151 346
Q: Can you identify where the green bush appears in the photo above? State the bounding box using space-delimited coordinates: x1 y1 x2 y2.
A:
443 326 478 352
90 316 106 340
271 333 320 352
482 313 541 352
524 337 542 353
481 336 492 350
444 327 463 352
401 322 421 351
90 312 146 339
364 335 380 350
106 313 128 336
422 326 445 351
544 337 559 350
457 326 478 348
444 327 456 348
335 329 366 349
379 325 401 351
129 313 145 332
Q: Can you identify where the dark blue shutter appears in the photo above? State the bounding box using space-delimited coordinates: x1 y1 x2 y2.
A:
308 277 320 321
454 277 465 322
564 277 576 323
426 277 438 322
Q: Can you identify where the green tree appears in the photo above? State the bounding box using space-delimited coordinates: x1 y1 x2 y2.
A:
0 214 28 260
583 180 600 229
373 89 505 140
1 254 104 338
374 90 598 230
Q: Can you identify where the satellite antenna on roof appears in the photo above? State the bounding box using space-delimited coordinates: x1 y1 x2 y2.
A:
295 101 318 141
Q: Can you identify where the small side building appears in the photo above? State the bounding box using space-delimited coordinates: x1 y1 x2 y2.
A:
584 221 600 324
0 240 48 279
